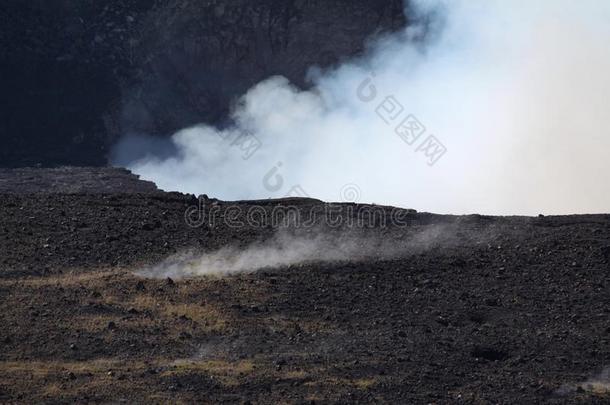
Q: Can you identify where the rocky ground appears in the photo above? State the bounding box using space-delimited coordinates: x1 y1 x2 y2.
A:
0 168 609 403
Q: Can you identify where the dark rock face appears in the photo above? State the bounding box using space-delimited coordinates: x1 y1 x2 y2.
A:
0 0 407 168
0 167 159 194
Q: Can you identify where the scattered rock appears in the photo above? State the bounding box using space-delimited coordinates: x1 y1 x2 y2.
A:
0 170 608 403
602 246 610 262
141 221 161 231
178 331 192 340
435 316 449 326
484 298 500 307
471 346 509 362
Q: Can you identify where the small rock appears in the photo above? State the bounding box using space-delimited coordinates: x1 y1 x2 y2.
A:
141 220 162 231
471 345 508 361
69 343 77 350
275 358 287 370
435 316 449 326
165 277 175 286
484 298 500 307
179 331 192 340
601 246 610 262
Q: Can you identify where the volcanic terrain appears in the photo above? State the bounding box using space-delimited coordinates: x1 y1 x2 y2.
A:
0 168 609 403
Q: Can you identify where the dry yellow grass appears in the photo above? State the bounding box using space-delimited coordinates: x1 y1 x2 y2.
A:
162 359 255 387
11 272 231 335
263 316 335 334
70 314 117 332
0 359 147 375
303 376 380 391
0 269 126 287
24 269 233 332
118 295 229 332
42 383 63 397
353 378 377 389
580 382 610 396
283 370 308 380
167 359 254 375
0 357 255 400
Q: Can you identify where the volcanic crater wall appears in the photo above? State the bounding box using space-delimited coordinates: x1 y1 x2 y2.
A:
0 0 407 168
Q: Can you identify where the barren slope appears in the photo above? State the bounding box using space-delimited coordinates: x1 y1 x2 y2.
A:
0 169 609 403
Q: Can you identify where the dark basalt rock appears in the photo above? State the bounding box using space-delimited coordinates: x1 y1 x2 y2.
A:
0 0 407 168
0 167 159 194
0 169 609 402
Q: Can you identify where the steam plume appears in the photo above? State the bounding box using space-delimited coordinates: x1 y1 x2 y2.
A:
113 0 610 215
138 224 454 278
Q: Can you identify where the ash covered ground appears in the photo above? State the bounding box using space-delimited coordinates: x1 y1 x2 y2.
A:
0 168 609 403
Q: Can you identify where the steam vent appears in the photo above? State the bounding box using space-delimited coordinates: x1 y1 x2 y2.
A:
1 1 609 403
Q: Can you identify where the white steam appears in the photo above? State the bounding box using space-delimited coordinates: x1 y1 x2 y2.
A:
557 365 610 396
138 225 452 278
115 0 610 215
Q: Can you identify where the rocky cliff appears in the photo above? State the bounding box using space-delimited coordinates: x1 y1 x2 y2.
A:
0 0 407 167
